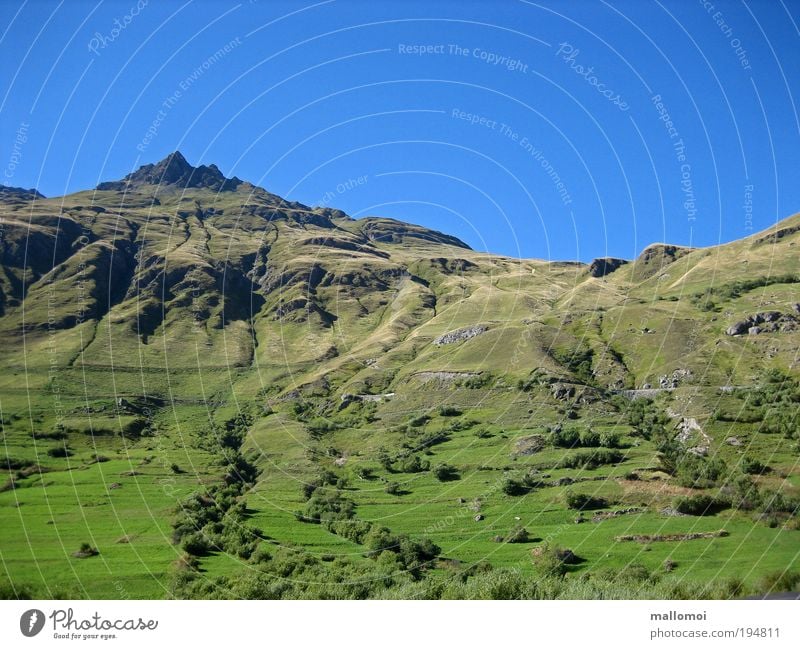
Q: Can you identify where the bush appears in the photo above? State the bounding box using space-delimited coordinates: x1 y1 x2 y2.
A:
740 457 769 475
579 429 601 447
501 477 529 496
182 532 213 556
676 456 728 488
599 431 621 448
565 490 608 510
307 417 338 438
73 542 99 558
674 494 729 516
438 406 461 417
432 463 459 482
557 449 623 470
47 446 73 458
301 490 355 523
504 525 529 543
464 374 492 389
532 544 575 578
759 489 800 515
396 455 429 473
550 427 580 448
385 482 401 495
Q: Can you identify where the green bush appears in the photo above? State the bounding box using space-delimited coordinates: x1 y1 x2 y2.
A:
438 406 461 417
557 449 623 469
301 490 355 523
740 457 770 475
674 494 730 516
501 477 528 496
599 431 621 448
504 525 529 543
550 427 580 448
396 455 429 473
676 456 728 488
565 490 608 510
385 482 401 495
579 429 601 447
432 463 459 482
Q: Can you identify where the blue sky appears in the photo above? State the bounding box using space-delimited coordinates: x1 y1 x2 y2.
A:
2 0 799 261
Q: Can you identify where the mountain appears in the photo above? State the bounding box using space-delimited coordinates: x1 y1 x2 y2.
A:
1 184 45 202
2 152 796 388
1 153 798 599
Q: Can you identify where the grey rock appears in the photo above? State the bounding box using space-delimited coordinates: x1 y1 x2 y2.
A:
433 325 488 346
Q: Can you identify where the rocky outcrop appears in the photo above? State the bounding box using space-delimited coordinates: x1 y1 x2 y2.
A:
658 368 692 389
340 392 395 404
97 151 243 192
413 371 478 383
588 257 628 278
433 325 488 345
632 243 693 281
0 185 45 202
725 310 798 336
512 435 546 456
551 383 575 400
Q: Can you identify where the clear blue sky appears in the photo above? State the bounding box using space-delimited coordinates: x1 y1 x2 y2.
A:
2 0 799 261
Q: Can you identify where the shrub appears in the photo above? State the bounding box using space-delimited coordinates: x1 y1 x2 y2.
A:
579 429 601 447
432 463 459 482
464 373 492 389
674 494 729 516
740 457 770 475
438 406 461 417
532 544 574 578
396 455 429 473
504 525 529 543
47 446 73 458
550 427 580 448
557 449 623 470
182 532 213 556
759 490 800 515
307 417 337 438
676 456 727 488
564 490 608 510
301 491 355 523
599 431 621 448
501 477 528 496
385 482 401 495
756 570 800 595
73 542 99 558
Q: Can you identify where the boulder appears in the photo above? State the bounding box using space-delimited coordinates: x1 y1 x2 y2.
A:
551 383 575 401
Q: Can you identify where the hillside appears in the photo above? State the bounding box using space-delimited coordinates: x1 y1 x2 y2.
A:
1 153 798 599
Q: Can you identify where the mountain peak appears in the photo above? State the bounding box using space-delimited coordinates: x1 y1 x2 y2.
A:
96 151 243 192
0 184 45 202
